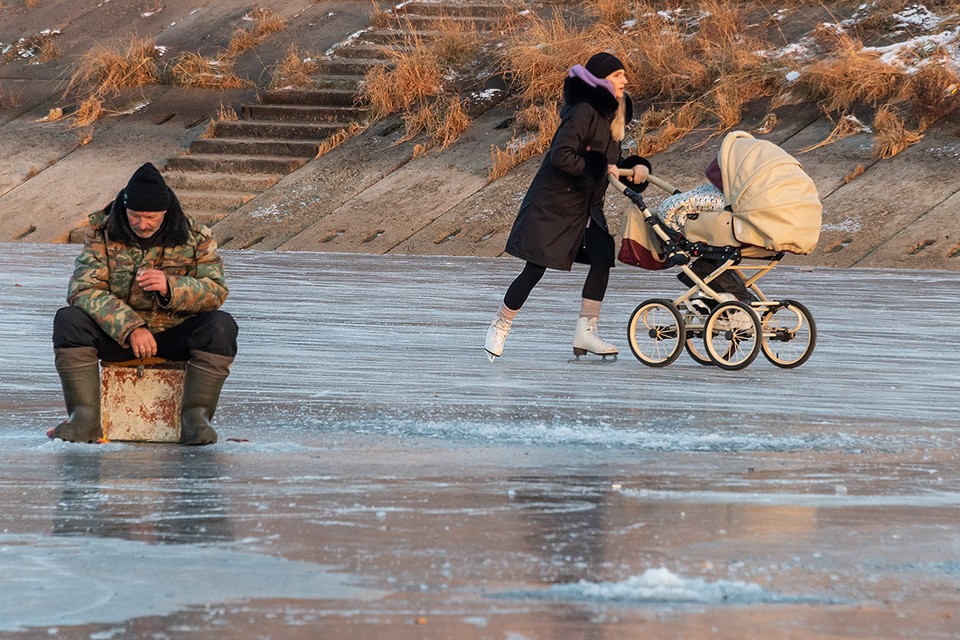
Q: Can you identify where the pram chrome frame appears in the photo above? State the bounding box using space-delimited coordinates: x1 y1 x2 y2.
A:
611 172 816 370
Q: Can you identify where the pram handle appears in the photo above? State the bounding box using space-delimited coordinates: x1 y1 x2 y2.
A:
610 169 681 195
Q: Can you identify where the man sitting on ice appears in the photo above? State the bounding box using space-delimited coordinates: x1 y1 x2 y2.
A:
49 162 238 445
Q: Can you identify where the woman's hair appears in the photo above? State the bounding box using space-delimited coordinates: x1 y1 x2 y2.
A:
610 96 626 142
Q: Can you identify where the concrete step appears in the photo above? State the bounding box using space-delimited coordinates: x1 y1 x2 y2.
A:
213 120 343 140
310 74 366 90
176 190 256 211
163 171 282 192
190 136 320 158
332 44 415 60
398 2 522 17
360 29 443 44
190 210 232 228
320 57 391 76
166 154 308 175
390 15 505 28
260 87 363 107
245 104 363 123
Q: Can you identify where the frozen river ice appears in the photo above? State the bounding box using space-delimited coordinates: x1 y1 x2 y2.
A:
0 243 958 639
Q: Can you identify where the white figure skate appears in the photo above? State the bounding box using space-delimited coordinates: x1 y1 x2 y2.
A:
571 316 618 362
484 316 512 362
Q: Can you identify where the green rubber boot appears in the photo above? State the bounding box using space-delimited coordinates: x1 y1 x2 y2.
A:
179 350 233 446
48 347 102 443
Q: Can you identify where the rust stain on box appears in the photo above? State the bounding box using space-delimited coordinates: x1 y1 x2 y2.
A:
101 362 186 442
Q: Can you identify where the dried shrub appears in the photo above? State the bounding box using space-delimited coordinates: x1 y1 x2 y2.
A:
362 41 443 118
168 52 251 89
588 0 631 25
799 114 871 153
872 106 923 159
226 7 286 58
369 1 394 29
401 95 471 151
431 19 482 67
36 38 60 62
216 103 239 122
71 95 105 128
634 101 706 156
501 12 621 105
489 102 560 181
795 35 907 112
316 122 369 158
64 36 161 100
908 58 960 127
269 46 322 89
843 164 865 183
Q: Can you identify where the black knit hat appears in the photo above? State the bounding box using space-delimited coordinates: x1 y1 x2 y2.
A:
585 52 625 80
124 162 170 212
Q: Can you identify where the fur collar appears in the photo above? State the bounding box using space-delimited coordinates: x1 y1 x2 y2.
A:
562 74 632 122
103 189 189 246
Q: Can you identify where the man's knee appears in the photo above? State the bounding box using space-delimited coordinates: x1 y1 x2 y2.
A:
193 311 238 357
53 307 98 348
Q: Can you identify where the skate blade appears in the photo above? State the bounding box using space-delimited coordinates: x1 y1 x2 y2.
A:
567 353 618 364
485 350 499 363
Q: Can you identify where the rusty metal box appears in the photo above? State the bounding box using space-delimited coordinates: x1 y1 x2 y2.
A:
100 360 186 442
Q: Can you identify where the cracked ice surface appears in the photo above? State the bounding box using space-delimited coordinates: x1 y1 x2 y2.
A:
0 244 958 639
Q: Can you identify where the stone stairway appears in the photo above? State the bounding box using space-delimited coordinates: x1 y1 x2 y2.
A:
162 1 525 229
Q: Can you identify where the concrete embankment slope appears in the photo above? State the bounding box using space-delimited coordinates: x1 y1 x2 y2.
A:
2 0 959 270
214 99 960 271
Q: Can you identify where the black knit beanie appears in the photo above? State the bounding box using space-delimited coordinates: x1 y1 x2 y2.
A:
585 52 625 80
124 162 170 212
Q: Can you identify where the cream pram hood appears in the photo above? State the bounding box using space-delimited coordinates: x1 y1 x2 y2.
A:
719 131 822 255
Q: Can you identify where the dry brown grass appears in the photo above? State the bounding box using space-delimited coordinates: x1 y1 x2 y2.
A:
169 51 252 89
908 57 960 127
70 95 105 128
401 95 471 152
269 46 322 89
64 36 161 100
431 19 482 67
316 122 369 158
369 1 394 29
798 114 870 153
794 34 907 112
489 102 560 181
362 32 444 118
587 0 631 25
843 163 865 183
226 7 286 58
216 103 238 122
634 101 706 156
872 106 923 158
501 13 622 106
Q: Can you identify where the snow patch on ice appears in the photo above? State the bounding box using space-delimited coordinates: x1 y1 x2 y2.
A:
500 567 843 606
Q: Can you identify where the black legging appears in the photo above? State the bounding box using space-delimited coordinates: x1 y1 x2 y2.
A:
503 261 609 310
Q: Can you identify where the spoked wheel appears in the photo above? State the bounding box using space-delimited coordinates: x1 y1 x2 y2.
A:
685 334 714 366
704 301 762 370
627 299 685 367
760 299 816 368
680 306 713 366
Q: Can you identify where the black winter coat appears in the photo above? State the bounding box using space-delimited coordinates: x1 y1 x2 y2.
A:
504 75 649 271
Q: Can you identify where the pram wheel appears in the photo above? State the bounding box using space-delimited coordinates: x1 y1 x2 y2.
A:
704 301 761 370
760 299 816 368
627 299 685 367
685 337 714 366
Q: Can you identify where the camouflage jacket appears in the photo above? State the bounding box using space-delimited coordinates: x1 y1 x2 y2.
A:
67 195 229 347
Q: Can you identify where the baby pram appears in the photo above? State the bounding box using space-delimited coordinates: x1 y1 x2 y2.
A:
611 131 822 370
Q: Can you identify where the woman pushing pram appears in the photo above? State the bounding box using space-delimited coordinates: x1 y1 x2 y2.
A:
612 130 822 370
